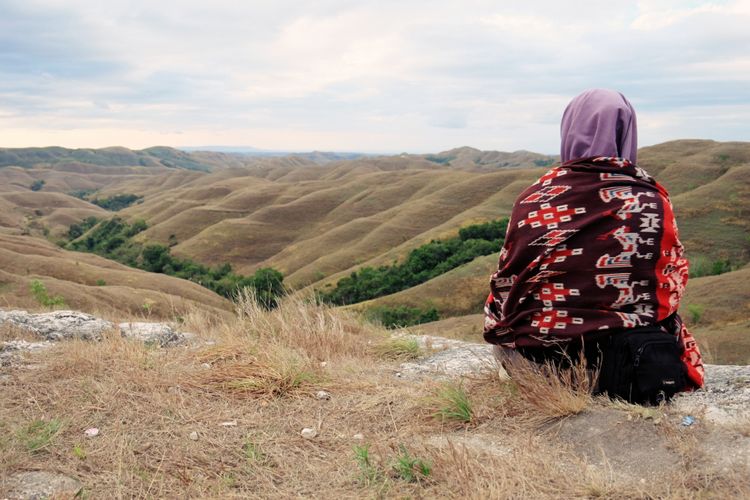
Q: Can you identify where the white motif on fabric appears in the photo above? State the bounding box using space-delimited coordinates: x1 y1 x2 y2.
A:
640 213 661 233
517 203 586 230
521 185 571 204
539 245 583 270
526 270 566 283
634 167 652 180
599 186 657 220
595 226 654 269
616 312 649 329
529 229 578 247
633 303 655 317
533 168 568 187
593 157 631 168
491 274 517 289
660 247 689 310
600 172 632 181
533 282 580 307
531 307 584 334
498 246 509 263
595 273 650 308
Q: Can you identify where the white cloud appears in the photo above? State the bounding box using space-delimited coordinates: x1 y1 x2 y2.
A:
0 0 748 152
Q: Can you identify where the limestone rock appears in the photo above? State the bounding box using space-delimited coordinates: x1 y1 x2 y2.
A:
4 471 82 499
118 322 185 346
397 335 495 379
0 310 190 348
0 340 53 367
0 310 113 341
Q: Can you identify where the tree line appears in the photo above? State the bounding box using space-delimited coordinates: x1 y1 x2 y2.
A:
66 217 284 307
319 219 508 306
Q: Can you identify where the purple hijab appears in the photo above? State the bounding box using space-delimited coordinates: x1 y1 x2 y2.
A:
560 89 638 163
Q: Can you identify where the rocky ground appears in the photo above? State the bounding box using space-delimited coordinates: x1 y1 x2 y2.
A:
1 309 749 498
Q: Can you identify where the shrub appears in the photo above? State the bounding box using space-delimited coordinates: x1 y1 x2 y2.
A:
29 179 45 191
66 217 285 306
687 304 704 324
367 305 439 329
30 280 66 308
321 218 508 305
90 193 143 211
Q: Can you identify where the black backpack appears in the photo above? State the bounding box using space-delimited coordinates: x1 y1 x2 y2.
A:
596 325 687 405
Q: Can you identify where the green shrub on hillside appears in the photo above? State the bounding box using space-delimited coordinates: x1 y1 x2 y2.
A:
321 218 508 305
367 305 439 329
67 216 99 240
90 193 143 211
66 217 284 307
689 255 736 278
30 280 66 308
29 179 45 191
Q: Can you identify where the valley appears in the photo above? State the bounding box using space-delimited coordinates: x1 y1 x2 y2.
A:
0 140 748 362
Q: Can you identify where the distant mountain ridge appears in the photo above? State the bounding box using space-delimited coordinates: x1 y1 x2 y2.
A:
417 146 558 169
0 145 558 172
0 146 237 172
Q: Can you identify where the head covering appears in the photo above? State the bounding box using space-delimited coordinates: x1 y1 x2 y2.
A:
560 89 638 163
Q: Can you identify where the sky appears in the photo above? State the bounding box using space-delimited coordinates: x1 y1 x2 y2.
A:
0 0 748 154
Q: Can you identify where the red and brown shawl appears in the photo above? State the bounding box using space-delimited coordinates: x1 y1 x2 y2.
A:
484 156 704 389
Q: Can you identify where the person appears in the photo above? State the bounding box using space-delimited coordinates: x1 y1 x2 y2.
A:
483 89 704 402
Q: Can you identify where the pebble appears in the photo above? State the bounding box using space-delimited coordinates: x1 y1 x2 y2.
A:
220 420 238 427
84 427 99 438
189 431 199 441
301 427 317 439
353 433 364 440
320 361 327 368
316 390 331 400
201 363 211 369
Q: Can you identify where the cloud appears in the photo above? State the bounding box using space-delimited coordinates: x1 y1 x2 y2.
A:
0 0 748 151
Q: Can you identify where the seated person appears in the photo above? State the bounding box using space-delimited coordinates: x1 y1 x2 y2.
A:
483 89 704 403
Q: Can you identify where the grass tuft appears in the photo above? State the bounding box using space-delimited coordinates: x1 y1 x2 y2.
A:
392 444 431 483
17 418 63 453
353 444 380 485
242 438 268 466
432 383 473 424
373 336 421 360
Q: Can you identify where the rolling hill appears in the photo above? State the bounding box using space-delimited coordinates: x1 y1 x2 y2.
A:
0 140 748 362
0 233 232 320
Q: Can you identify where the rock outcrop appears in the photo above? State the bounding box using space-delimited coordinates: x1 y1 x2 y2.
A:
0 310 192 366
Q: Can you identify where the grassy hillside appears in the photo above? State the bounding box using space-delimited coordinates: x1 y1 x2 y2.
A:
0 233 232 320
122 165 538 287
110 141 749 291
1 140 748 361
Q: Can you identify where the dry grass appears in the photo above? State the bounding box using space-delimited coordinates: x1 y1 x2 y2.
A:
1 298 748 498
502 354 595 419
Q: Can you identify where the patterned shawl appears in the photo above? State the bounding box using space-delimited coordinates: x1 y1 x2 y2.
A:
483 156 704 389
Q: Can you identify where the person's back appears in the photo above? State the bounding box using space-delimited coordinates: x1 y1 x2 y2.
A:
483 89 704 403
